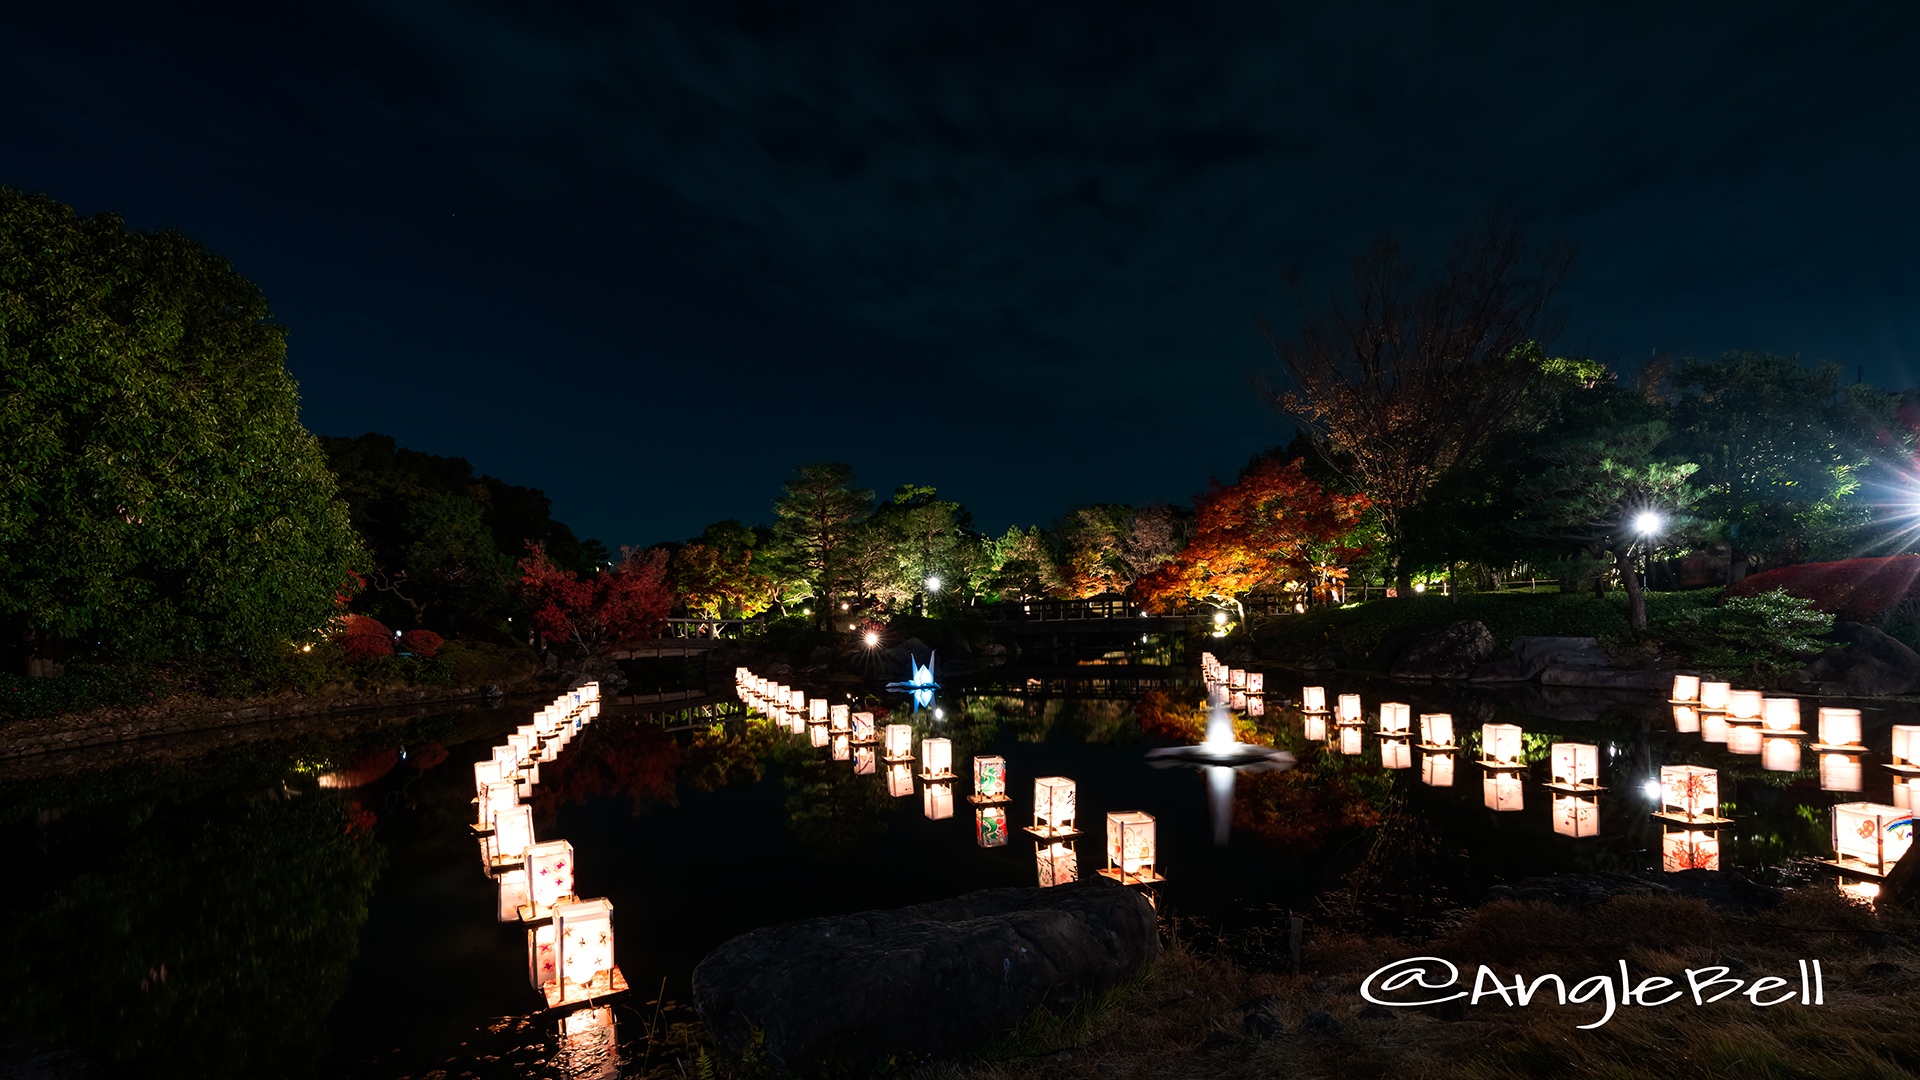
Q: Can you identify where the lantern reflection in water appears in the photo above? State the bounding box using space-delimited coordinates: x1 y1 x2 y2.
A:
1480 723 1523 766
1338 726 1363 755
1830 803 1913 876
883 724 914 762
1726 723 1762 755
854 746 876 775
1422 751 1455 787
1029 777 1078 837
1037 842 1078 887
1552 794 1600 837
976 806 1008 847
1230 691 1247 711
1701 712 1730 744
920 737 955 780
1821 753 1864 792
1303 713 1329 742
1815 708 1865 751
498 867 530 922
1380 738 1411 769
972 755 1008 803
1894 778 1920 812
885 764 915 797
1100 811 1162 884
1248 696 1265 718
923 783 954 821
1662 829 1720 871
1418 713 1454 749
828 731 849 760
1483 771 1524 811
1762 737 1802 773
523 839 575 921
1671 705 1701 734
809 723 829 749
556 1006 618 1080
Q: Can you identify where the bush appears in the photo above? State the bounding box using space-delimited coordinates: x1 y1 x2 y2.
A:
398 629 444 658
437 641 536 686
1651 588 1834 677
0 664 163 724
1727 555 1920 623
332 614 394 662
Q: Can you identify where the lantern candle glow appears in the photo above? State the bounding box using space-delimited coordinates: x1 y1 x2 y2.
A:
1815 708 1865 751
921 737 955 780
883 724 914 762
1338 694 1362 724
1671 675 1700 703
1099 811 1163 884
1656 765 1727 823
1028 776 1078 837
1480 723 1524 766
1700 681 1731 711
1378 702 1411 735
1546 743 1602 791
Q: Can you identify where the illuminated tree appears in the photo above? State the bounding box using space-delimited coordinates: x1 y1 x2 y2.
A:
1131 457 1372 623
519 542 672 657
770 463 873 630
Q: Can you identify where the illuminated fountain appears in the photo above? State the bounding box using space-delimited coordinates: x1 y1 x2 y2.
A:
1144 695 1295 845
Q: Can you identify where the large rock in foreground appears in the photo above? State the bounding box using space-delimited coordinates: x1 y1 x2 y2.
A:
692 881 1159 1066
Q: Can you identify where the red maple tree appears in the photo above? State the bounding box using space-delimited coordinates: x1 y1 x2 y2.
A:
519 542 673 657
1130 457 1372 621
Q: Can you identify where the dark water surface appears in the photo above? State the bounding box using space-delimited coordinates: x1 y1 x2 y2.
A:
3 668 1911 1078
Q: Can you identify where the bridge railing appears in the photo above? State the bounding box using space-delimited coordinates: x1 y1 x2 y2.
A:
659 617 764 639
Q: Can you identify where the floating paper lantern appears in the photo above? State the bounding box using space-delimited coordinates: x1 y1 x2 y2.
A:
1816 708 1864 750
1548 743 1601 790
810 698 827 722
477 772 516 828
1700 681 1731 711
493 803 535 868
1753 733 1803 771
498 868 530 922
1658 765 1723 822
1671 675 1700 703
1247 673 1264 694
1760 698 1803 734
851 711 876 742
1893 727 1920 773
1419 713 1455 748
976 806 1008 847
1380 738 1411 769
1821 752 1864 792
1338 694 1362 724
886 764 914 797
1378 702 1411 735
524 840 575 920
1100 811 1162 884
1036 841 1078 887
921 738 955 780
790 690 807 712
1483 771 1524 811
831 733 850 761
1422 750 1455 787
923 783 954 820
1030 777 1078 837
1552 794 1600 838
1303 713 1329 742
549 898 617 1004
1672 705 1701 733
1339 726 1363 755
1728 691 1763 721
829 704 850 731
508 733 533 764
883 724 914 762
1831 802 1914 875
1229 669 1246 689
1481 723 1524 766
1662 828 1720 871
1701 713 1730 744
1726 724 1763 755
854 746 876 775
1302 687 1327 712
973 755 1008 803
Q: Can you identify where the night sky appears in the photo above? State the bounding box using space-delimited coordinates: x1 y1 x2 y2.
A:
7 2 1919 550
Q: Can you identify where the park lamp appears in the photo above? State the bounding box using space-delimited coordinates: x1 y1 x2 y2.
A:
926 575 942 593
865 631 880 647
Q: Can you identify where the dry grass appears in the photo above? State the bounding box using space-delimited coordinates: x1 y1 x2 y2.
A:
919 891 1920 1080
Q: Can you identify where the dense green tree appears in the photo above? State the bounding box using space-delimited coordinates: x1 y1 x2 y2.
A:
0 188 366 665
770 463 873 630
863 484 987 613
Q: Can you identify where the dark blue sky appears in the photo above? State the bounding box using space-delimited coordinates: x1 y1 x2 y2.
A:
7 2 1918 550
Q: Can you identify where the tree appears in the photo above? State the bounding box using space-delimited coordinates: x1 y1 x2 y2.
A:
670 521 779 620
986 525 1066 601
1263 215 1574 592
519 542 672 658
1131 457 1372 625
1514 421 1701 631
0 188 366 664
770 463 873 630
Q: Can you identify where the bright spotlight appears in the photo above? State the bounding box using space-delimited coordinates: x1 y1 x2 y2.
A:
1641 778 1662 801
934 707 945 720
864 631 879 647
926 575 942 593
1213 612 1227 625
1635 511 1664 535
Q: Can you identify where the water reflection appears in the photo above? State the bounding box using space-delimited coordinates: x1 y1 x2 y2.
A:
975 806 1008 848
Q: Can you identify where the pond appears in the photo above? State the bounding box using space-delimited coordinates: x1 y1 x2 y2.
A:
3 660 1913 1079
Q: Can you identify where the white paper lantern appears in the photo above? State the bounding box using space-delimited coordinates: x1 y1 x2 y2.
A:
1031 776 1077 837
1036 841 1079 887
1549 743 1600 790
1662 829 1720 872
789 689 806 712
1481 723 1523 765
524 839 575 918
1820 752 1863 793
921 737 954 779
1302 687 1327 712
1700 681 1731 711
1380 738 1411 770
1658 765 1721 821
1229 668 1247 689
1483 771 1524 811
552 898 617 1003
1422 751 1455 787
883 724 914 761
498 868 530 923
1247 673 1265 694
1551 794 1600 838
810 698 827 722
1101 811 1161 883
1760 698 1802 733
1338 694 1362 724
973 755 1008 802
1419 713 1455 748
1728 690 1763 721
851 712 876 742
493 803 535 867
1832 802 1913 875
1671 674 1700 702
1817 708 1864 749
829 704 850 732
1378 702 1411 735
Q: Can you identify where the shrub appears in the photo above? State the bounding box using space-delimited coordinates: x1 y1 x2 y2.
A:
1727 555 1920 623
332 614 394 662
1653 588 1834 677
398 629 444 658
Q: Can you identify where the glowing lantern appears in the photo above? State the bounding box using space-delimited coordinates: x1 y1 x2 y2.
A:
545 898 619 1006
1303 713 1329 741
976 806 1008 847
1231 691 1247 710
1548 743 1601 790
883 724 914 762
1892 727 1920 773
1247 673 1264 694
1036 841 1079 887
789 690 806 712
1422 750 1455 787
1248 696 1266 717
804 698 823 722
854 746 876 775
1100 811 1162 884
829 704 850 732
1728 691 1763 721
886 763 914 797
1821 752 1864 792
1816 708 1864 750
1480 723 1523 766
1338 726 1363 755
1029 776 1078 837
972 755 1008 803
1378 702 1411 735
1229 669 1246 688
1701 713 1730 744
508 733 533 764
1338 694 1362 724
1831 802 1914 876
809 723 829 748
492 803 534 868
1662 829 1720 871
1894 778 1920 812
523 839 575 920
1418 713 1455 749
1302 687 1327 712
1762 737 1801 772
851 712 877 742
923 783 954 820
1657 765 1724 822
498 868 530 922
529 923 556 991
1380 737 1411 769
1672 705 1700 733
1726 724 1762 755
1552 794 1600 838
1483 771 1524 811
1671 675 1700 702
920 737 954 780
1761 698 1803 733
1700 681 1731 711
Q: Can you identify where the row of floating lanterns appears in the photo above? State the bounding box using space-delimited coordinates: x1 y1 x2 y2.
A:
469 682 626 1030
736 668 1164 890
